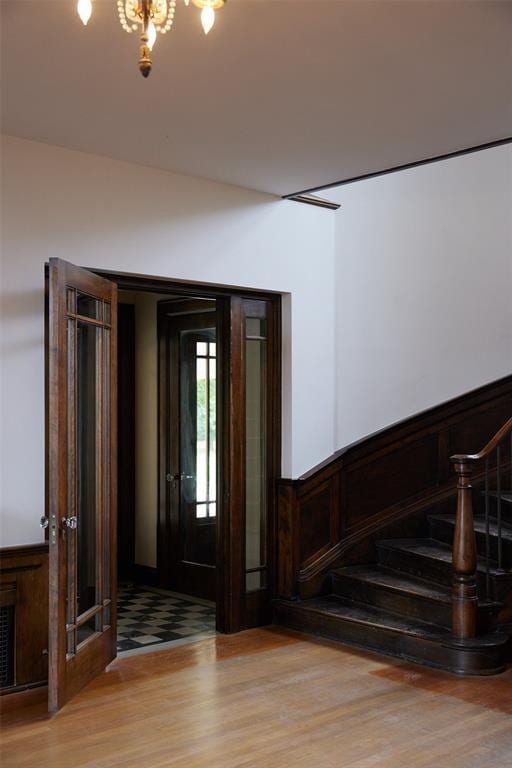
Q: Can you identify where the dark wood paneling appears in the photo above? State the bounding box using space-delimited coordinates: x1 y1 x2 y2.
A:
344 433 439 529
277 375 512 599
448 398 512 456
0 544 48 694
300 482 334 566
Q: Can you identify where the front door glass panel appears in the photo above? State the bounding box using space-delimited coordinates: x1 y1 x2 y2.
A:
179 327 217 565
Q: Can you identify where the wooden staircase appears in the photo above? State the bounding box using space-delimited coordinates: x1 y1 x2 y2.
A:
274 411 512 675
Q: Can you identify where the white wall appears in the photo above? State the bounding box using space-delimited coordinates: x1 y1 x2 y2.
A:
0 135 336 547
2 135 510 550
333 144 512 447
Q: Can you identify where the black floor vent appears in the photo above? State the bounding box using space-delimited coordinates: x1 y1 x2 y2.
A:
0 606 15 688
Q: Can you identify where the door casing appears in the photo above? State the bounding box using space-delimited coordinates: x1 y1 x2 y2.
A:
90 269 282 635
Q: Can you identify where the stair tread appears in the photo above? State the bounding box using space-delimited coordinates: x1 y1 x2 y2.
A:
332 564 500 610
332 564 451 603
377 537 506 575
429 513 512 540
378 538 452 560
290 595 449 639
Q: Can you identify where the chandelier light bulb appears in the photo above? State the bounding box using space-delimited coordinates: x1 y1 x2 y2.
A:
201 5 215 35
78 0 227 76
77 0 93 26
147 20 157 51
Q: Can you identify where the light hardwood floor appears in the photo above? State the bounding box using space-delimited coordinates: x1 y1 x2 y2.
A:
2 628 512 768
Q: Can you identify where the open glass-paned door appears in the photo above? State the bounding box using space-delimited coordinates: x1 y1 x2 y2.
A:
47 258 117 712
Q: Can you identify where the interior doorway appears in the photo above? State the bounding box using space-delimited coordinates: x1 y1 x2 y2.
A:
116 292 219 653
45 259 281 711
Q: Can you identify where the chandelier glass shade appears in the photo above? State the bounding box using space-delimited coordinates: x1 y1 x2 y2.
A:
76 0 227 77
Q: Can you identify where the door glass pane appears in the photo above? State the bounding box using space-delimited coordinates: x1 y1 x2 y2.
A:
209 358 216 502
179 327 217 568
76 321 98 619
246 318 266 338
196 356 208 503
66 319 77 643
76 293 100 320
245 332 267 592
102 328 111 623
76 616 98 648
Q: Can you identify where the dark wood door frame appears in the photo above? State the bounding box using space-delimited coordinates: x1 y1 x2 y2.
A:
92 269 282 635
158 303 218 601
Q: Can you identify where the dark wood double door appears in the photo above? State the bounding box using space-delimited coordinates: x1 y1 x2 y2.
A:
46 259 280 713
159 304 218 601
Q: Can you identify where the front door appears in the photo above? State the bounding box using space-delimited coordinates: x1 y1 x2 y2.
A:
47 258 117 712
160 308 217 600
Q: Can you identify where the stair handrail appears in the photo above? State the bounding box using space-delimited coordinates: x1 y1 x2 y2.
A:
450 416 512 640
450 415 512 463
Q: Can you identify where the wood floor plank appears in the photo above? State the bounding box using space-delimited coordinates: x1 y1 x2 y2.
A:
1 628 511 768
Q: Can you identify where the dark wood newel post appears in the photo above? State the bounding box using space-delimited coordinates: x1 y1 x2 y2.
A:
450 457 478 639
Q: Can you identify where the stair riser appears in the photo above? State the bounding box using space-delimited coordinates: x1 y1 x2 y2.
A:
481 498 512 524
273 602 507 676
430 517 512 567
377 544 451 586
332 572 451 627
331 573 496 632
376 543 512 603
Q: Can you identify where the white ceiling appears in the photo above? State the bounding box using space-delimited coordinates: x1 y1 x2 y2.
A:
1 0 511 197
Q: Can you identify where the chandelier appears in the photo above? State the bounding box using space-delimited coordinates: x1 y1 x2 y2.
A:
76 0 227 77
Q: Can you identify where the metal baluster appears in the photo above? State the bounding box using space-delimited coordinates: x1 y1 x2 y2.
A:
497 445 502 571
485 457 490 600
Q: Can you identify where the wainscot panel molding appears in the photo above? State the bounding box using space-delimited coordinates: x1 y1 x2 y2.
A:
0 543 49 694
277 375 512 600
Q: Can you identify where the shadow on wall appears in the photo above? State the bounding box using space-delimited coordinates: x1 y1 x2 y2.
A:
0 289 45 355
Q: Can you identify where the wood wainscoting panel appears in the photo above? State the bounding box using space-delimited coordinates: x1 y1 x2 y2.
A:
0 544 49 694
277 375 512 599
447 397 512 457
344 432 439 531
299 478 338 567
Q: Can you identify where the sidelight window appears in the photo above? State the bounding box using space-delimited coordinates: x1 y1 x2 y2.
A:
195 340 217 519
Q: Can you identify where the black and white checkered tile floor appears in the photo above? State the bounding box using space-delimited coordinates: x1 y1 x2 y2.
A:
117 584 216 653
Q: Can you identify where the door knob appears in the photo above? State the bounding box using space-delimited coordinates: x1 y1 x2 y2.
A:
166 473 194 483
62 515 78 530
40 516 49 529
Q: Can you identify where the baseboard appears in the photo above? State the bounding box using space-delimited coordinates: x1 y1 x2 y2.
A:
131 564 159 587
0 683 48 712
